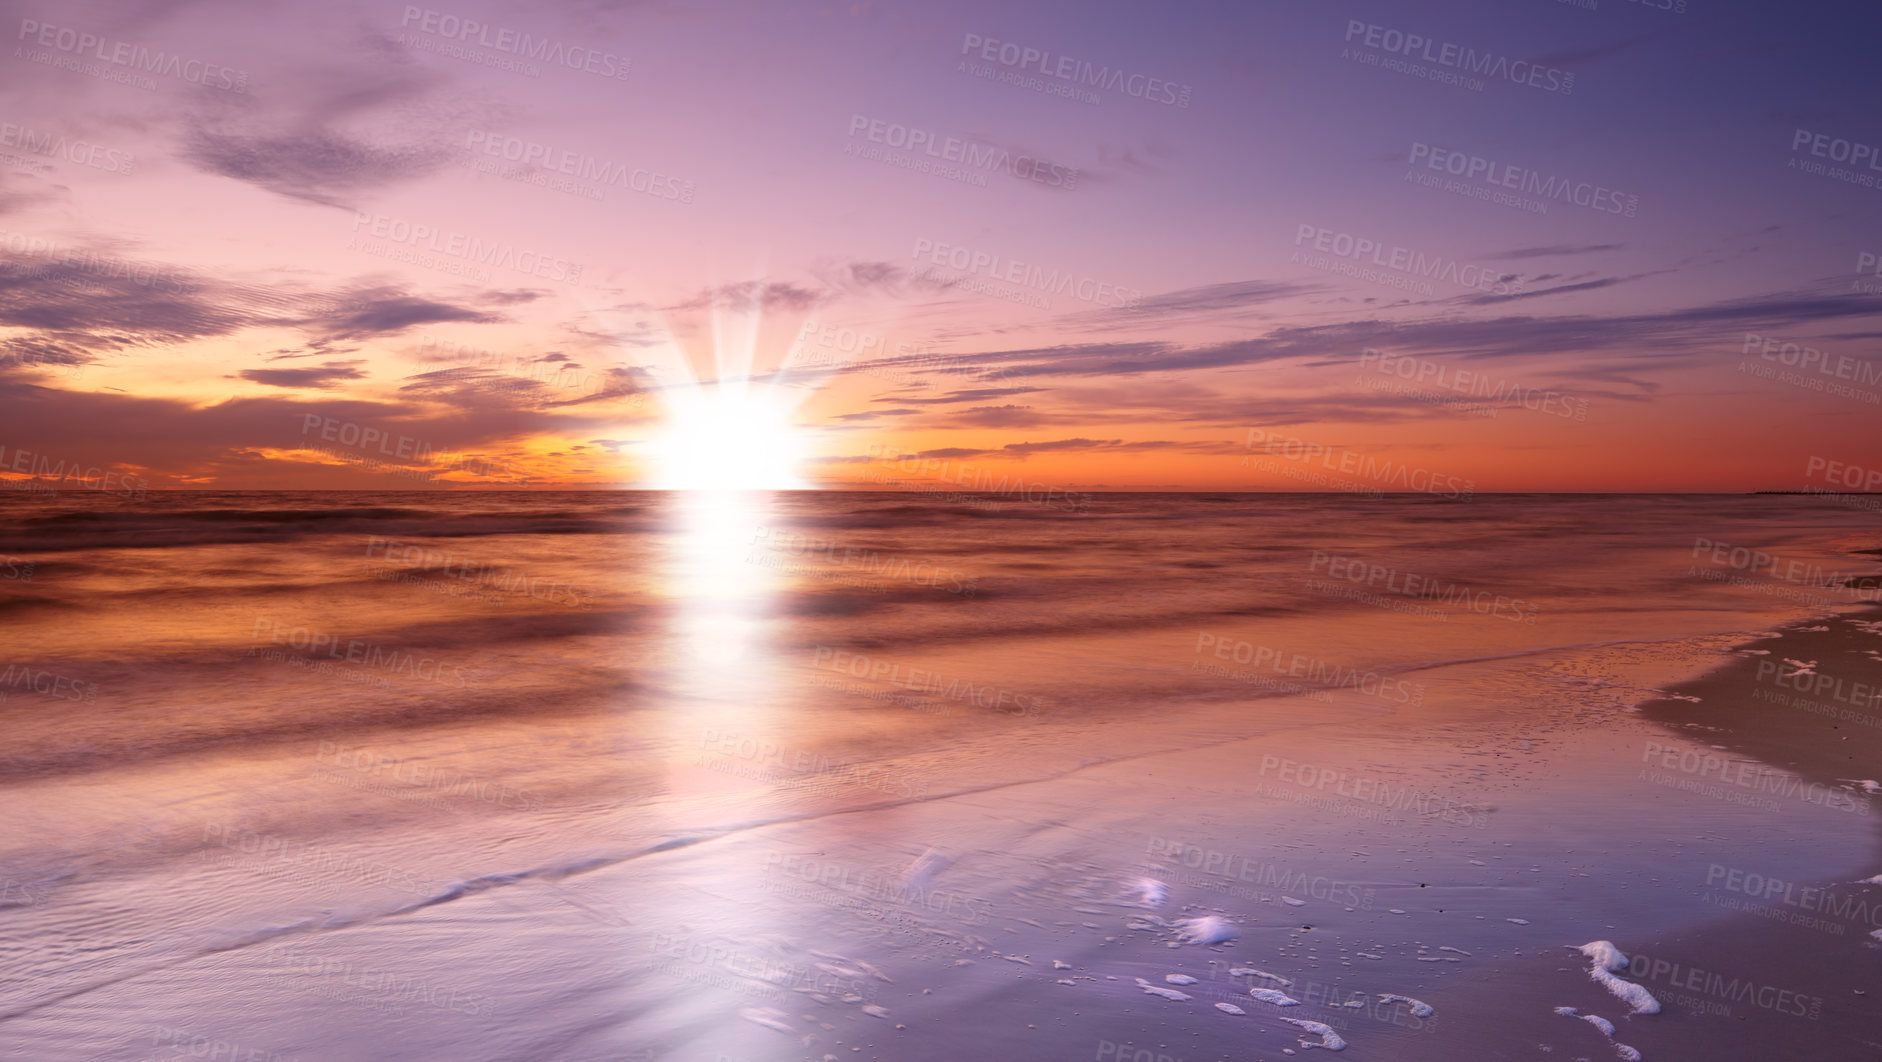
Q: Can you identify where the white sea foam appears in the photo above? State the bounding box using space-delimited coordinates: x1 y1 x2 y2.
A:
1135 977 1191 1001
1123 877 1168 907
1215 1002 1246 1015
1554 1006 1614 1036
740 1006 795 1033
1378 993 1433 1017
1279 1017 1347 1051
1554 1006 1637 1059
1165 974 1198 985
1171 915 1237 945
1575 941 1660 1015
1249 987 1302 1006
1230 967 1294 986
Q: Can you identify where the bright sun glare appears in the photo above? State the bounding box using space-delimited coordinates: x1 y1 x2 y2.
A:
650 385 809 491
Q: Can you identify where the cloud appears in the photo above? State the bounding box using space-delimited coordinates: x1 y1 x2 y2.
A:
893 437 1239 461
665 280 824 313
178 27 465 207
314 287 503 339
891 386 1047 405
0 251 230 345
834 408 921 422
184 128 452 207
903 292 1882 383
810 260 958 298
0 368 624 487
1463 275 1642 303
1112 280 1317 319
936 404 1054 429
0 245 512 379
1489 244 1625 261
236 361 368 389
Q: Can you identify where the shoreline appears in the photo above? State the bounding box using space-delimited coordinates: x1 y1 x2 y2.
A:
1363 598 1882 1060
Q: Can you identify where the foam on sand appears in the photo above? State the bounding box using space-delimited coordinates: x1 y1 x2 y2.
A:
1377 993 1434 1017
1135 977 1192 1001
1574 941 1661 1015
1553 1006 1613 1036
1171 915 1237 945
1279 1017 1347 1051
1122 877 1168 908
1230 967 1294 986
1164 974 1198 985
1553 1006 1639 1060
740 1007 795 1033
1248 987 1302 1006
1214 1002 1246 1015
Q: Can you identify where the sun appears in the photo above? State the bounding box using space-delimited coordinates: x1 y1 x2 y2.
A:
649 385 809 491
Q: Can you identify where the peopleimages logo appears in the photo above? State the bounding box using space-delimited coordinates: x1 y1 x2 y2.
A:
1343 20 1574 94
0 119 134 174
399 7 631 80
846 115 1078 189
911 237 1141 309
1406 142 1637 216
348 213 583 284
16 18 248 91
1244 427 1476 500
959 33 1192 107
1308 551 1539 623
463 131 694 203
1791 129 1882 173
1293 225 1524 296
1193 633 1427 706
1359 349 1588 421
251 617 474 689
1146 837 1377 906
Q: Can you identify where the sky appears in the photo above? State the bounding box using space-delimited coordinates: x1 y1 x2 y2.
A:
1 0 1880 492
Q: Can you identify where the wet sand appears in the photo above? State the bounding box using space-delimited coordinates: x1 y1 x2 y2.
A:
1364 607 1882 1061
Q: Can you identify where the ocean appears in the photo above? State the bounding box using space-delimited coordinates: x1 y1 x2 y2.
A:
3 490 1879 1060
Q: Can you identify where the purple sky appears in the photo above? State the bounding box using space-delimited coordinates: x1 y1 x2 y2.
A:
1 0 1879 491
